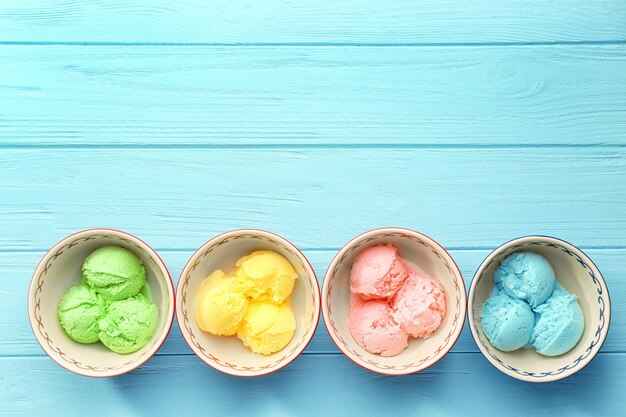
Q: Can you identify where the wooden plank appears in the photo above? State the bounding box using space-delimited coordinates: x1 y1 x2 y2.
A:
1 353 623 416
1 45 626 145
6 249 625 356
0 148 625 250
1 1 625 44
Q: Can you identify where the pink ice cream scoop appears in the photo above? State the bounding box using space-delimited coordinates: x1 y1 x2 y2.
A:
392 265 446 338
349 298 408 356
350 245 408 300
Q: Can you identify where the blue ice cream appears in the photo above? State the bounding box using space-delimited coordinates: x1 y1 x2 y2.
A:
481 290 535 352
494 251 556 308
530 283 584 356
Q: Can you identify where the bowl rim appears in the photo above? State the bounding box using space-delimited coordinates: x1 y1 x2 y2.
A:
321 226 467 376
468 234 612 382
175 228 321 378
27 227 176 378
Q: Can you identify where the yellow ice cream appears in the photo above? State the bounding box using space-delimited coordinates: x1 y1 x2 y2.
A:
195 270 248 336
237 300 296 355
194 250 298 355
235 250 297 303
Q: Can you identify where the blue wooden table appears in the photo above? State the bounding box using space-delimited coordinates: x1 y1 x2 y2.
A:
1 1 626 415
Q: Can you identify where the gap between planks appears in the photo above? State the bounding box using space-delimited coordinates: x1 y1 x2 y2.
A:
1 144 626 150
0 40 625 47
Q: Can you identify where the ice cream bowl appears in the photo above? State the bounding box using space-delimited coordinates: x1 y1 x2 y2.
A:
468 236 611 382
28 228 175 377
177 229 320 377
322 227 467 375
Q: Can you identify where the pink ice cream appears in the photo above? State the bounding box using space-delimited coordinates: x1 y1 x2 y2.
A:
350 245 408 300
349 298 408 357
392 265 446 338
348 244 447 357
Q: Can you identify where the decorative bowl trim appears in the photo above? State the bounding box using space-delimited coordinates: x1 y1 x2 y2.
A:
323 228 467 375
28 228 175 378
469 236 611 382
177 230 320 377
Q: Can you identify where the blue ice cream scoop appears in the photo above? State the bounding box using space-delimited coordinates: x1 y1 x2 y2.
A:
481 290 535 352
494 251 556 308
531 283 584 356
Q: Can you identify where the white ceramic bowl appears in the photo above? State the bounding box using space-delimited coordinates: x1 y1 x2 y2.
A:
468 236 611 382
28 228 175 377
176 229 320 377
322 227 467 375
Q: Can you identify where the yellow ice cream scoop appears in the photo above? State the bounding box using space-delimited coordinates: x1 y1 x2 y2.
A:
235 250 297 303
237 300 296 355
195 270 248 336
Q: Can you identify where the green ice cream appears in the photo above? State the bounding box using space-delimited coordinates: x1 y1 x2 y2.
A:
57 246 158 354
83 246 146 301
98 293 158 354
58 285 107 344
139 282 153 302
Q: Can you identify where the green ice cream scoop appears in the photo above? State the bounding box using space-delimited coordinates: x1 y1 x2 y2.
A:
58 285 107 344
98 293 158 354
83 246 146 301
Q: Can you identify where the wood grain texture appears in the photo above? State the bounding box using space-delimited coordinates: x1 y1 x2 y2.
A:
6 249 625 356
1 1 626 44
1 45 626 145
2 353 623 417
1 148 625 250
